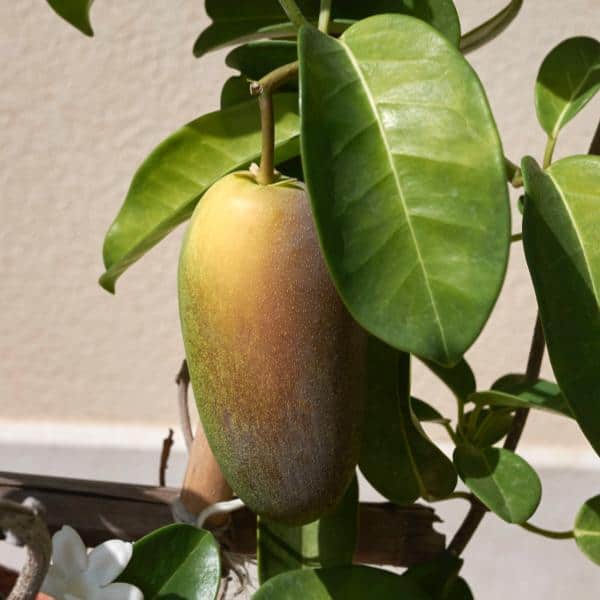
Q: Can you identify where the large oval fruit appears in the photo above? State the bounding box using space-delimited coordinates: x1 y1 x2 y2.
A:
178 171 366 524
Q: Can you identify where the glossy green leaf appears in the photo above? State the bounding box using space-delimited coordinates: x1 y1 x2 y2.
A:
195 0 460 57
220 77 251 109
453 445 542 523
401 552 463 599
100 95 300 293
421 358 476 401
360 337 456 504
535 37 600 138
118 524 220 599
522 155 600 454
299 17 509 365
47 0 94 36
258 477 358 583
464 406 514 447
253 565 430 600
478 375 572 418
574 495 600 565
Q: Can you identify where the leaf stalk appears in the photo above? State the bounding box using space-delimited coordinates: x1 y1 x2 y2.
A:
318 0 333 33
278 0 309 28
520 522 574 540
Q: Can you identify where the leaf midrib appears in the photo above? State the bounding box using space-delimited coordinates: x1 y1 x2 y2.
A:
547 170 600 303
550 63 600 139
339 38 450 361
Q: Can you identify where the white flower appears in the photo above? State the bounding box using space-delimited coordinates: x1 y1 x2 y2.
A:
41 525 143 600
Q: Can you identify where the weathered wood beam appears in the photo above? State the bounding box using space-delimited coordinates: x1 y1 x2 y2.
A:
0 472 445 568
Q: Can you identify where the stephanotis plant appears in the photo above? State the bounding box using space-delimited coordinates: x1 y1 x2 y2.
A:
38 0 600 598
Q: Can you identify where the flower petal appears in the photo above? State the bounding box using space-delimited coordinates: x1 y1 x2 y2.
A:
84 540 133 587
51 525 88 578
93 582 144 600
41 564 67 598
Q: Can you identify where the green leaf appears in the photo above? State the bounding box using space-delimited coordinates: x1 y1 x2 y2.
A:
421 358 476 401
535 37 600 139
258 477 358 583
463 406 514 447
252 565 430 600
195 0 460 58
118 524 220 599
445 578 473 600
480 375 572 417
220 76 251 109
412 397 448 424
522 155 600 455
99 95 300 293
46 0 94 36
359 337 456 504
574 495 600 565
453 445 542 523
401 552 463 599
226 40 299 82
299 17 509 366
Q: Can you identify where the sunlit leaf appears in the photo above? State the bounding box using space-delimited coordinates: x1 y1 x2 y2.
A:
100 95 300 292
258 477 358 583
299 17 509 365
522 155 600 455
535 37 600 138
453 445 541 523
359 337 456 504
574 495 600 565
118 524 220 599
253 565 429 599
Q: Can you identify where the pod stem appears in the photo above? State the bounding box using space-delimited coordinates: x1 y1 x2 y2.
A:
250 62 300 186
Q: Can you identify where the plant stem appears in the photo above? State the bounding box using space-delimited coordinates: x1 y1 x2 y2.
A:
278 0 308 28
511 232 523 242
257 92 275 185
249 61 300 185
460 0 523 54
505 157 524 188
318 0 333 32
520 522 574 540
543 136 557 168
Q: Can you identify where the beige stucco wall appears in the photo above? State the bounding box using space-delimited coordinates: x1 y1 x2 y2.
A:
1 1 599 448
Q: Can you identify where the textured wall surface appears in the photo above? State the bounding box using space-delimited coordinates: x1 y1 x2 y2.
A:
1 1 599 449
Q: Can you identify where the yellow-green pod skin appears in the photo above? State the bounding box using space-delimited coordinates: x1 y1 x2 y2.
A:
178 171 366 525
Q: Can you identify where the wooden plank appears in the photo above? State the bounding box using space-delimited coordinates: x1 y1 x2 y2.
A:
0 472 445 567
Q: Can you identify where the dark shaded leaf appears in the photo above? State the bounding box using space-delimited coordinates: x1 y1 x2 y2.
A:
359 337 456 504
299 18 509 365
401 552 463 598
46 0 94 36
464 406 514 447
522 155 600 454
421 358 476 401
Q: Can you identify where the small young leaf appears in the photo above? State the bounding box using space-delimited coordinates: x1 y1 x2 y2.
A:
535 37 600 139
477 376 572 418
421 358 477 401
299 17 509 365
46 0 94 36
258 477 358 583
574 496 600 565
359 337 456 504
464 407 514 447
453 445 542 523
99 95 300 293
118 524 220 599
522 155 600 455
253 565 429 599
